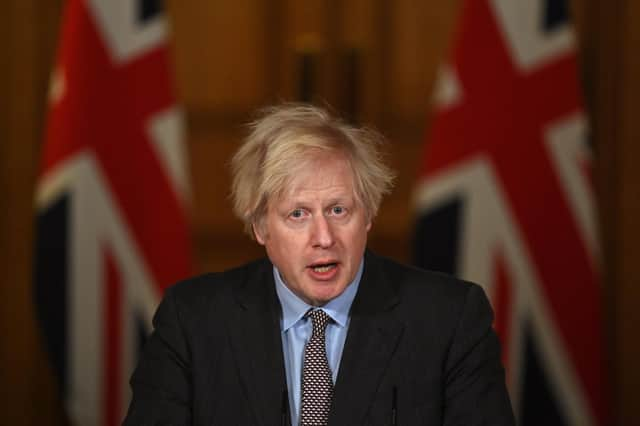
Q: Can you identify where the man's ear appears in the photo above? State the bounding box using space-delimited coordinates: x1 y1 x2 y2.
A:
252 222 266 245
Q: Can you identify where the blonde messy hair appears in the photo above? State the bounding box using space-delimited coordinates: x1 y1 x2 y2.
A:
230 103 395 235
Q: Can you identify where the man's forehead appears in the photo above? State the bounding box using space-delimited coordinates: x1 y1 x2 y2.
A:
276 184 357 205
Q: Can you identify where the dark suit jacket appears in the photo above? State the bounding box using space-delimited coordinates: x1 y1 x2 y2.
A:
124 251 514 425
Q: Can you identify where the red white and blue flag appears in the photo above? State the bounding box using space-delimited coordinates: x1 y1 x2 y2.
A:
413 0 608 424
34 1 192 425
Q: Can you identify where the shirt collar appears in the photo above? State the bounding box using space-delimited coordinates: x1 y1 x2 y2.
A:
274 259 364 331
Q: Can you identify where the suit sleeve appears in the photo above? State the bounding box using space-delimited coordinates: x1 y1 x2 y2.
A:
123 286 192 426
443 284 515 426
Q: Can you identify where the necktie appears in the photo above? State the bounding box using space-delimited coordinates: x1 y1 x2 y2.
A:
300 309 333 425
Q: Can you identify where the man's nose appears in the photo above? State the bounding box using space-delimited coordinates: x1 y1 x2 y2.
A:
311 215 335 249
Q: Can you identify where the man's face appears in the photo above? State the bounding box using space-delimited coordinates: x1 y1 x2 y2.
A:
254 152 371 306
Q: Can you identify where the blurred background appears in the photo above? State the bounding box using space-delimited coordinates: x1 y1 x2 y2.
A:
1 0 638 425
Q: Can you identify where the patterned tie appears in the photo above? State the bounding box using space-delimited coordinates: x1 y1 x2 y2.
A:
300 309 334 426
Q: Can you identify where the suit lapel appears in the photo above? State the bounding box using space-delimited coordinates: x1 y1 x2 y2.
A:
227 259 288 426
329 253 405 425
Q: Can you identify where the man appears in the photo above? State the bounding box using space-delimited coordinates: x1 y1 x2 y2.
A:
124 104 515 425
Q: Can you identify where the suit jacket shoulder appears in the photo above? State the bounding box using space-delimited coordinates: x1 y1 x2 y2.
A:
338 252 514 426
168 257 272 309
361 252 482 333
125 257 286 426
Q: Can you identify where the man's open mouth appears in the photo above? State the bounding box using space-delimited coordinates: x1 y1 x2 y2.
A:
310 262 338 273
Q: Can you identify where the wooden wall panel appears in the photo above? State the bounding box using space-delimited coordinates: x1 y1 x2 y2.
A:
188 128 263 270
338 0 382 123
168 0 271 110
289 0 341 102
616 0 640 422
579 0 638 422
585 0 620 422
386 0 460 125
0 0 67 425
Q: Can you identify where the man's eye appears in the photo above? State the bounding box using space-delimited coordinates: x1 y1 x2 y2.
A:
332 206 345 215
290 209 305 218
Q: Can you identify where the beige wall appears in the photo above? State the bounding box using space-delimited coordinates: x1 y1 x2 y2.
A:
1 1 637 424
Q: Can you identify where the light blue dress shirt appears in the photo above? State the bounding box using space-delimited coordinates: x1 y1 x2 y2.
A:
274 260 363 426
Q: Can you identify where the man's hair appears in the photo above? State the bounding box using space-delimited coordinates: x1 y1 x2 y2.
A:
230 103 395 235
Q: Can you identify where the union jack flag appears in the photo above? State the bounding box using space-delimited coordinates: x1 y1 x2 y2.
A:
33 1 192 425
413 0 608 424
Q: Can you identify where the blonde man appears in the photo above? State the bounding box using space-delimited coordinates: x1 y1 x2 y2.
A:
125 104 514 426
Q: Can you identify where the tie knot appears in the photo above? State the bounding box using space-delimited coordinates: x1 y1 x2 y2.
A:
306 309 331 335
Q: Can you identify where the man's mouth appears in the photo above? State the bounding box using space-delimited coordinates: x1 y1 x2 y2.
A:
309 262 338 273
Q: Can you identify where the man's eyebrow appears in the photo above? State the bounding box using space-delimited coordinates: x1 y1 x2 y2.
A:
326 197 352 205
